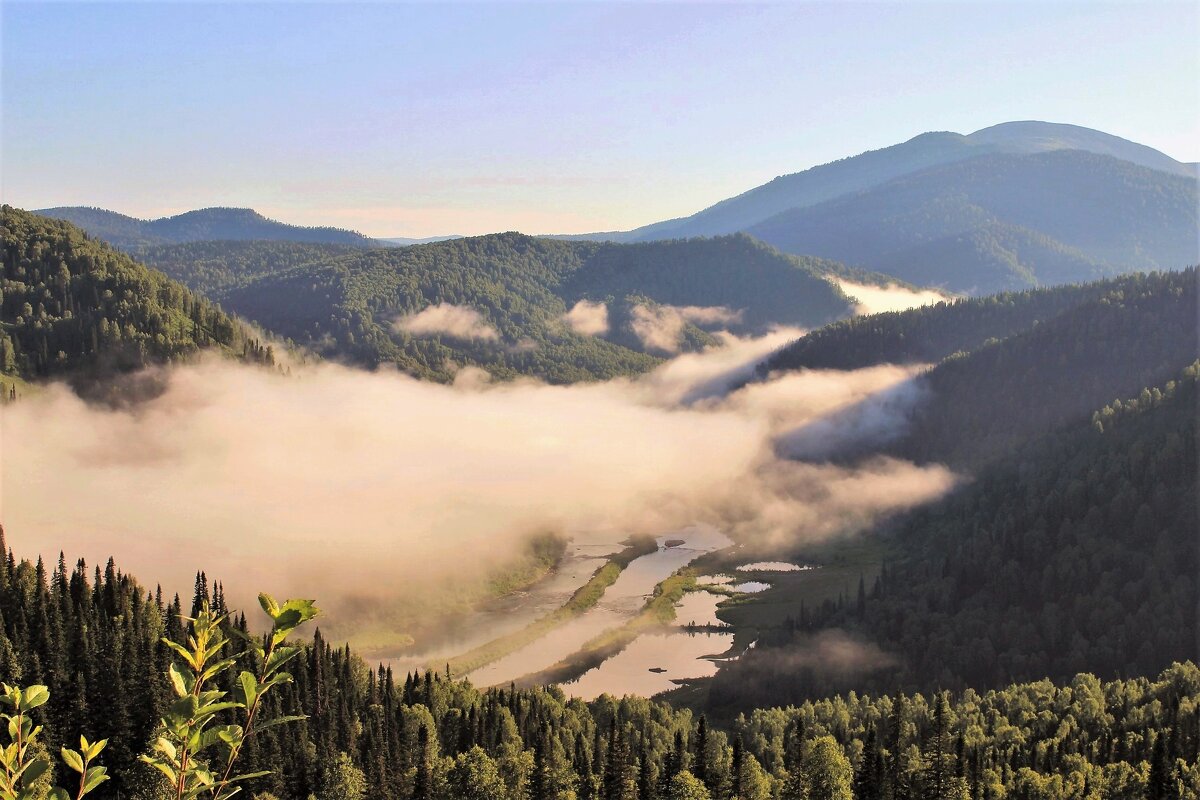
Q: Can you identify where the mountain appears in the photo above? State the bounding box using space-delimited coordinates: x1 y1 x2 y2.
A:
34 206 378 248
606 121 1197 244
0 207 275 388
747 150 1198 293
177 233 852 383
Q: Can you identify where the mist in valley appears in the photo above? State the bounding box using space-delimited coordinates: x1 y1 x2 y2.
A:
0 286 954 652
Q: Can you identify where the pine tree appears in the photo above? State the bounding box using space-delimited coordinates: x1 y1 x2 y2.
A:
694 715 710 792
923 692 957 800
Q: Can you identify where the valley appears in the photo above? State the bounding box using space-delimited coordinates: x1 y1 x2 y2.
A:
2 107 1197 798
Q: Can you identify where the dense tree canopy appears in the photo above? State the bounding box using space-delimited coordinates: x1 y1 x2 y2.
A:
0 535 1195 799
215 232 851 383
1 206 275 385
711 364 1198 714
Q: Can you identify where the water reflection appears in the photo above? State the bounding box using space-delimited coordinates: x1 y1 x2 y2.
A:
563 631 734 700
466 525 732 687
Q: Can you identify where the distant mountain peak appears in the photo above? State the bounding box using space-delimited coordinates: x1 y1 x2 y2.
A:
587 121 1195 246
34 205 377 248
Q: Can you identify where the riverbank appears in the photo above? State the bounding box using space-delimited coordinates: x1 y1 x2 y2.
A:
439 533 659 677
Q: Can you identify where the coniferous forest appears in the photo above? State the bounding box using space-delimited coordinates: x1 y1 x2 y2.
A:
1 537 1197 799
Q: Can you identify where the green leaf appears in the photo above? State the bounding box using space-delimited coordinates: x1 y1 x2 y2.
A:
263 646 300 677
81 766 109 794
22 756 49 784
163 640 199 670
248 714 307 734
83 737 106 761
20 686 49 711
257 593 280 619
237 671 258 708
168 661 192 697
151 736 177 762
47 789 71 800
61 746 85 773
140 755 178 783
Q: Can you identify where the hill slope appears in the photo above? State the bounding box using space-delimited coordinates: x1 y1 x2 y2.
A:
1 206 275 386
34 206 378 248
211 232 852 382
767 268 1198 468
747 151 1198 292
134 240 366 298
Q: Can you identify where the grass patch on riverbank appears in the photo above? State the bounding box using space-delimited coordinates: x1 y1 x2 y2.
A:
439 533 659 677
709 535 894 629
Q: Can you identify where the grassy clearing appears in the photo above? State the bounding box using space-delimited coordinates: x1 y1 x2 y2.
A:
438 534 659 677
0 373 34 402
708 535 894 629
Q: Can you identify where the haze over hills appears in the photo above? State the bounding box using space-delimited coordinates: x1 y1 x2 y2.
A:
34 122 1198 298
606 121 1198 242
703 267 1198 710
748 150 1199 293
553 121 1199 294
34 205 379 248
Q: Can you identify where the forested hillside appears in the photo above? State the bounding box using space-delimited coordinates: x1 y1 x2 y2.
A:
896 270 1196 467
134 240 366 298
0 207 275 384
1 534 1195 799
217 232 851 382
35 206 378 249
763 278 1121 372
765 269 1197 468
711 364 1198 720
747 151 1198 293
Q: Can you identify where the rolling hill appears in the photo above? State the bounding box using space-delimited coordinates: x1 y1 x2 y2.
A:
144 233 853 383
34 206 379 249
766 268 1198 467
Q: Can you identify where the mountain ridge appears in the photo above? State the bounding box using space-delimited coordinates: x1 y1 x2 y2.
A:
567 121 1197 245
34 205 379 249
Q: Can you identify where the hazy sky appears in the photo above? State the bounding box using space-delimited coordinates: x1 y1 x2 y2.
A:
2 2 1197 237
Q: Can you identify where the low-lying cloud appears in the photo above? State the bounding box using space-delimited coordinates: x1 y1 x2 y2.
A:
836 278 953 316
393 303 499 340
630 303 744 353
1 331 953 650
562 300 609 336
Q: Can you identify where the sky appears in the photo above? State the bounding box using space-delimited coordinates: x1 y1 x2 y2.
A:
2 1 1197 237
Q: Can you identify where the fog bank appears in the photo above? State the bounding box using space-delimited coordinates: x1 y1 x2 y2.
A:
1 331 953 644
837 279 954 316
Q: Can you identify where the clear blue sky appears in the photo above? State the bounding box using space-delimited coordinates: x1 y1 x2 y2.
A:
2 2 1197 237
